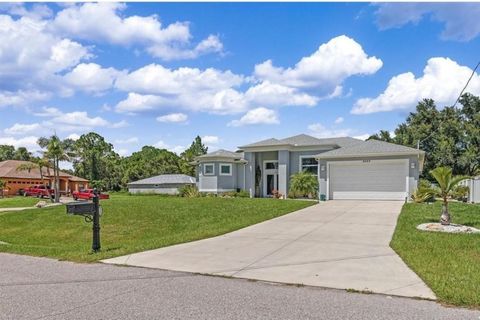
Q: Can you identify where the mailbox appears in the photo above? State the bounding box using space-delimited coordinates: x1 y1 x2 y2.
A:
66 201 95 215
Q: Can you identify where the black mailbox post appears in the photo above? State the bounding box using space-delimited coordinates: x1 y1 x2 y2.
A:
66 189 102 252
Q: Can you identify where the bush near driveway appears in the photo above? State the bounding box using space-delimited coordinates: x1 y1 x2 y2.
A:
0 194 314 262
391 202 480 308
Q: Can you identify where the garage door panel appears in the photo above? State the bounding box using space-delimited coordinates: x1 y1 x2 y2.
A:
329 160 408 200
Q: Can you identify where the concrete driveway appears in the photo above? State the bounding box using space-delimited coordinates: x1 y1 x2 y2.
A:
103 201 435 299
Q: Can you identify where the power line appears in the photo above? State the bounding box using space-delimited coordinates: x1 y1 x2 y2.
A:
452 60 480 108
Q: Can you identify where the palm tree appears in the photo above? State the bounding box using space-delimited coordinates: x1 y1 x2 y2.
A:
38 135 72 203
16 157 54 202
430 167 469 225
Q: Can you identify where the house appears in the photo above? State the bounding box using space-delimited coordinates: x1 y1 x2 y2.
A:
0 160 89 196
462 177 480 203
127 174 196 195
193 134 425 201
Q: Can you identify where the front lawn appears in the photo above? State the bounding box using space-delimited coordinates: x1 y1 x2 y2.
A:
0 194 314 262
0 196 41 209
391 202 480 308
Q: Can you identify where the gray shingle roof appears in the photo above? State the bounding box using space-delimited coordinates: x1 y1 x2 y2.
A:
315 139 424 159
239 134 363 149
128 174 196 185
196 149 244 159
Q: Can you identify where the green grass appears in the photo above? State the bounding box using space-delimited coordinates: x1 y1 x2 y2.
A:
391 202 480 308
0 194 314 262
0 196 41 208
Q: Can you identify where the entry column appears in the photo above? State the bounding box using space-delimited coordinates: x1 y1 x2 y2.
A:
278 150 289 198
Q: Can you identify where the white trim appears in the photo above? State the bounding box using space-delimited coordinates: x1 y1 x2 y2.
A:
203 163 215 176
219 163 232 176
299 155 319 175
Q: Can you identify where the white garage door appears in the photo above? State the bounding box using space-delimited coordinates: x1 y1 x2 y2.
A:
328 159 408 200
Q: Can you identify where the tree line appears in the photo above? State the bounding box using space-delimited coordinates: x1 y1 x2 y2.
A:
1 133 208 195
368 93 480 179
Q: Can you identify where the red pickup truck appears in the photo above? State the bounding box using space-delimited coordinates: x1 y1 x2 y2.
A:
72 189 109 200
24 185 55 198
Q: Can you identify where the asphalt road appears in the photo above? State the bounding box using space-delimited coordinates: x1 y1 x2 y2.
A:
0 253 479 320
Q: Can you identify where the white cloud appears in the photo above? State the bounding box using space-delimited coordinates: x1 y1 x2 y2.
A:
254 35 382 96
352 57 480 114
307 123 353 138
115 137 139 144
30 107 128 132
374 3 480 41
353 134 370 141
115 148 130 157
0 135 39 151
228 107 280 127
0 90 51 108
63 63 124 94
202 135 220 144
4 123 41 135
334 117 344 124
156 113 188 123
67 133 80 141
51 3 223 60
244 81 318 107
0 15 90 91
153 140 185 154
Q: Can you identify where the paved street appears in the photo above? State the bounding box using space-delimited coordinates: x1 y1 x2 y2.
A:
104 201 434 299
1 253 478 320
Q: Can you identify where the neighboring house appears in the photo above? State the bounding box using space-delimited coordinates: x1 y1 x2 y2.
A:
193 134 425 201
462 177 480 203
128 174 196 195
0 160 88 196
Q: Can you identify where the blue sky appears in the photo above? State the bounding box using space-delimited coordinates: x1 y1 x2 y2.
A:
1 2 480 157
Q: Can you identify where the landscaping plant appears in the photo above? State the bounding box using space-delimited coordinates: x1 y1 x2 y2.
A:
289 171 318 198
429 167 469 225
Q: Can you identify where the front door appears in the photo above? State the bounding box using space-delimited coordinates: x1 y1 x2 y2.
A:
266 174 278 196
263 161 279 197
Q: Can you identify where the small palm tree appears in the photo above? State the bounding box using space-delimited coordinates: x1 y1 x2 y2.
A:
430 167 469 225
290 171 319 198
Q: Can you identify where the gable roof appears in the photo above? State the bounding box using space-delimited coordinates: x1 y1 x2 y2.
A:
128 174 196 185
193 149 246 163
239 134 363 149
315 140 425 159
0 160 88 181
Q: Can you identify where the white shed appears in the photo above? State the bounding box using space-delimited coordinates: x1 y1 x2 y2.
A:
127 174 196 195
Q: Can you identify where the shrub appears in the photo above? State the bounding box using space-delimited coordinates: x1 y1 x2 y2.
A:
411 188 434 203
453 185 469 202
236 190 250 198
179 185 200 198
271 189 283 199
289 171 318 198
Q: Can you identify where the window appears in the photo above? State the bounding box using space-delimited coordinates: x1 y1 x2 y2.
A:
220 163 232 176
265 162 277 170
204 163 215 175
300 156 318 175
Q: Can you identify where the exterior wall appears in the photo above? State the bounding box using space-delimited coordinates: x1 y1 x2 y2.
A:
129 183 192 195
244 152 255 197
1 178 45 196
318 155 421 200
198 161 240 193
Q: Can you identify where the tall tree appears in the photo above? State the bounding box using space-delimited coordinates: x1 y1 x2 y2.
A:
38 135 72 202
368 130 394 142
73 132 118 189
180 136 208 176
0 145 16 161
13 147 32 161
